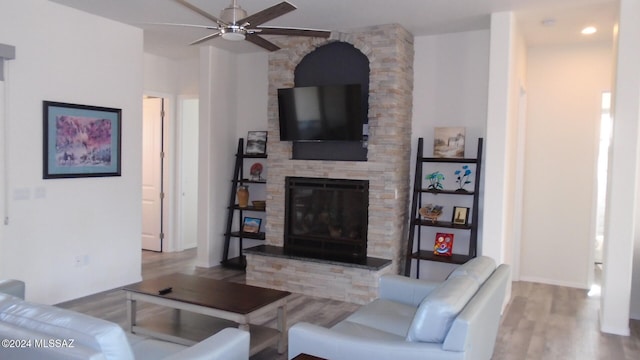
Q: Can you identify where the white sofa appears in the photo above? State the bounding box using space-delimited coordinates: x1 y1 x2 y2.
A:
288 256 510 360
0 280 249 360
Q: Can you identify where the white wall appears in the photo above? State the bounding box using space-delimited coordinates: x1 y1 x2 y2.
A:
410 30 490 279
196 46 238 267
521 43 612 289
484 12 518 268
602 0 640 331
235 52 269 136
0 0 143 304
176 57 200 96
230 52 269 255
482 12 528 307
144 53 199 96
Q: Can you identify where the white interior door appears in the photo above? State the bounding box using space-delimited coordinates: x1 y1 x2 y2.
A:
142 97 163 251
180 98 199 249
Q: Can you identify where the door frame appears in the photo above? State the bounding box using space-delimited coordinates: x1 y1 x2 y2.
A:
143 91 177 252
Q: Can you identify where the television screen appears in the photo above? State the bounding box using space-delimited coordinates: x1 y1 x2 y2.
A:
277 84 363 141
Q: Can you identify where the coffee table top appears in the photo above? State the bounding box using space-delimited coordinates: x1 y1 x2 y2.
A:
123 273 291 314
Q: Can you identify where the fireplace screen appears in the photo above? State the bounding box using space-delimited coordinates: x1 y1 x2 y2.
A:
284 177 369 263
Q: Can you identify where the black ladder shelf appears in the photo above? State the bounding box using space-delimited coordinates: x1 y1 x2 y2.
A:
404 137 483 278
221 138 267 270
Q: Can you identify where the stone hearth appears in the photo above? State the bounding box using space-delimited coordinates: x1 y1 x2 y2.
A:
245 24 414 304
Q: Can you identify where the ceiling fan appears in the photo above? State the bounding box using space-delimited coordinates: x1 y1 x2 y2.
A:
167 0 331 51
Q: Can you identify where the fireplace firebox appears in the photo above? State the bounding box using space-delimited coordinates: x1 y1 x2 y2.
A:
284 177 369 263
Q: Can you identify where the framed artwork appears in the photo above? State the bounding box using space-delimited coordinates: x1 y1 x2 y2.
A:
250 162 264 181
246 131 267 155
434 232 454 256
434 127 465 158
43 101 121 179
242 217 262 234
452 206 470 225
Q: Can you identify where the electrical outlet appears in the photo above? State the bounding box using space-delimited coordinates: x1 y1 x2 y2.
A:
74 255 89 267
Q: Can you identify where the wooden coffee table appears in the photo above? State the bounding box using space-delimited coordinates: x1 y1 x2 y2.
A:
123 273 291 355
292 354 328 360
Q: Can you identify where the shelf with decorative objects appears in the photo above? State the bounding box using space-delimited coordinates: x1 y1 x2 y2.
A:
404 137 483 278
222 135 268 270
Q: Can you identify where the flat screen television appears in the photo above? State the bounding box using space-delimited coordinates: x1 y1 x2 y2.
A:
277 84 363 141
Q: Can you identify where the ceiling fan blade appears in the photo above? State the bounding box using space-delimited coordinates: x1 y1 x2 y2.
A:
245 33 281 51
174 0 227 25
238 1 296 27
190 32 222 46
256 26 331 38
143 22 219 30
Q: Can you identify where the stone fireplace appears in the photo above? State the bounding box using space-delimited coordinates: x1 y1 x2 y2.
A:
245 24 414 304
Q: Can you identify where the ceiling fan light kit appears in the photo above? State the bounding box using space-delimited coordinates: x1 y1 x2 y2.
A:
173 0 331 51
221 26 246 41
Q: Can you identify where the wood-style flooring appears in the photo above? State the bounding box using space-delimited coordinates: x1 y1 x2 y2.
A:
57 249 640 360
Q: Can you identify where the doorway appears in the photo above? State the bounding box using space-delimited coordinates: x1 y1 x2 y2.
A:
142 96 165 251
594 92 612 264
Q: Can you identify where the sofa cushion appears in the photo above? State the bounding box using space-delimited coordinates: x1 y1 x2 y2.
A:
406 275 479 343
343 299 416 338
0 293 20 312
0 321 107 360
447 256 496 284
0 293 134 360
331 320 407 342
127 334 186 360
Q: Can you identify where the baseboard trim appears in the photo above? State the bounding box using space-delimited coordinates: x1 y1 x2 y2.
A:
517 276 588 290
599 309 631 336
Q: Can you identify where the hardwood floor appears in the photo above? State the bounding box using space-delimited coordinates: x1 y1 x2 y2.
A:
57 249 640 360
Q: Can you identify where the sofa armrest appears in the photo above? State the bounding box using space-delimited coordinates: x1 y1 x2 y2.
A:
288 322 447 360
0 279 25 299
163 328 249 360
379 275 440 306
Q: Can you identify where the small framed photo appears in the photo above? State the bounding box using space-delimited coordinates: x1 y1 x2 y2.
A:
434 127 465 158
43 101 121 179
246 131 267 155
452 206 470 225
242 217 262 234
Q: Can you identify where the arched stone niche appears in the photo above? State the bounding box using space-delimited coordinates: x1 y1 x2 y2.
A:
291 41 370 161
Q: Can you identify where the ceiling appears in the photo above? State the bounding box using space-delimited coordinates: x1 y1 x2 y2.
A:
49 0 618 59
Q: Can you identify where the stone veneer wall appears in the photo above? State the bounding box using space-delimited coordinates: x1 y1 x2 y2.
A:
246 24 414 304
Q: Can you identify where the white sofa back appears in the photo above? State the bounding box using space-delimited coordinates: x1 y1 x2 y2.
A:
0 286 251 360
0 280 25 299
406 275 479 342
0 293 133 360
443 264 510 359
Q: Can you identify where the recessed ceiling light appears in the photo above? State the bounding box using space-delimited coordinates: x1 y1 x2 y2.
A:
582 26 597 35
541 18 556 27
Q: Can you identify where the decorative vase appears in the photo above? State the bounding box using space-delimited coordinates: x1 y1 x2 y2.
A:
237 186 249 208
